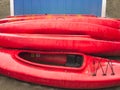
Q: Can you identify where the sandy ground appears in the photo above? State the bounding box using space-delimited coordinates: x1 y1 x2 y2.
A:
106 0 120 18
0 0 120 90
0 0 10 19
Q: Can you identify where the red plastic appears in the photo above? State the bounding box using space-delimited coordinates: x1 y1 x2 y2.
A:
0 15 120 29
0 20 120 41
0 48 120 89
1 14 95 23
0 33 120 56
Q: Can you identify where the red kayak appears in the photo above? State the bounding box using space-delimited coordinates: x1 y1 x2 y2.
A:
0 15 120 29
0 48 119 89
0 14 92 23
0 33 120 56
0 21 120 41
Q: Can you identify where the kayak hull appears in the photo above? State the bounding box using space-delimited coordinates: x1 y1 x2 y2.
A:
0 33 120 56
0 48 120 89
0 15 119 29
0 21 120 41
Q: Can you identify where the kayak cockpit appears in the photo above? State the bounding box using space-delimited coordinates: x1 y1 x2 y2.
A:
18 52 84 68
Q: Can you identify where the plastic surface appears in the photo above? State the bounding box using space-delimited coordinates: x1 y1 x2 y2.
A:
0 20 120 41
0 15 120 29
1 14 96 23
0 33 120 56
0 48 120 89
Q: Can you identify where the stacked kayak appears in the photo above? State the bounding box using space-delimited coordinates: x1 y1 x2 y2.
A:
0 15 120 29
0 48 119 89
0 14 120 89
0 14 96 24
0 19 120 41
0 33 120 56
